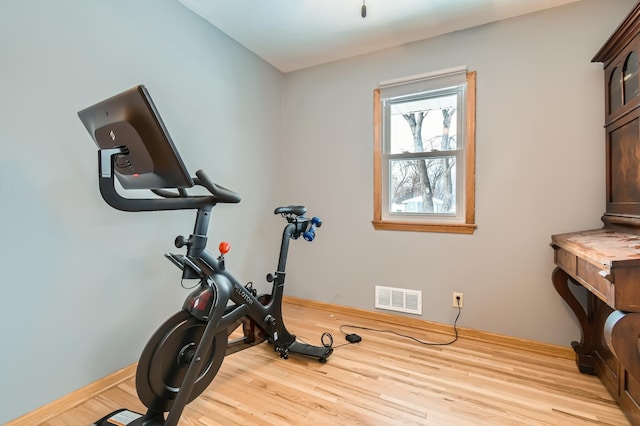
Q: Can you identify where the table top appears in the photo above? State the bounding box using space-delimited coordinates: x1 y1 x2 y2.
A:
552 228 640 268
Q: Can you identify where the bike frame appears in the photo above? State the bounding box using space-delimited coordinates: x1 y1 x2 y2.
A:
97 148 330 426
176 205 304 350
161 207 309 425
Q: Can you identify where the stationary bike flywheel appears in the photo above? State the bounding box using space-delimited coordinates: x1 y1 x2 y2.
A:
136 310 227 413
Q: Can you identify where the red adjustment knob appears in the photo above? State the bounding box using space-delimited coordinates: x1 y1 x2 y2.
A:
219 241 230 255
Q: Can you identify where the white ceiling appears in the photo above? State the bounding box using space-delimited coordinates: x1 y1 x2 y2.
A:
177 0 582 72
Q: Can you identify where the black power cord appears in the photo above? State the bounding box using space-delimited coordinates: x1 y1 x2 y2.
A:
295 331 355 350
340 301 462 347
304 302 462 350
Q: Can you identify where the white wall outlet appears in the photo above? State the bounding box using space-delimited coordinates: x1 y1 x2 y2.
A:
453 292 464 308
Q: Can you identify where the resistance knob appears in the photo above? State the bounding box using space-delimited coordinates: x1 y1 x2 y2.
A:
175 235 190 248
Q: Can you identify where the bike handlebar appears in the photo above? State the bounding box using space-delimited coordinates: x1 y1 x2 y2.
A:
98 148 241 212
193 170 241 204
149 172 241 204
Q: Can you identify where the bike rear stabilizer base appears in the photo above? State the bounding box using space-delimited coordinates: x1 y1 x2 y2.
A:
92 408 162 426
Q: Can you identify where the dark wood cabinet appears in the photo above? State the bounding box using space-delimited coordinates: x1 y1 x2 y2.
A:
551 3 640 425
597 3 640 220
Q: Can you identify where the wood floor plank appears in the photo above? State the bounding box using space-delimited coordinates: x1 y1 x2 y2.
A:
15 300 630 425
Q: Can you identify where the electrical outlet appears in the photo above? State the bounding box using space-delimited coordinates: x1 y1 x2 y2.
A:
452 292 464 308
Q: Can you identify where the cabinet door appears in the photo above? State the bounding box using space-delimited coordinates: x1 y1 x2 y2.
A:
606 111 640 216
609 114 640 203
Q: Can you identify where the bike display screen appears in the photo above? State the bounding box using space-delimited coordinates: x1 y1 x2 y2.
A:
78 85 193 190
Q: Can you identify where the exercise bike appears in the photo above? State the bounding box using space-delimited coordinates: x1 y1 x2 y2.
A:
78 85 332 426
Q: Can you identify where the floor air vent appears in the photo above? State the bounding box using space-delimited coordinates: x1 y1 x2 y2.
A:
375 285 422 315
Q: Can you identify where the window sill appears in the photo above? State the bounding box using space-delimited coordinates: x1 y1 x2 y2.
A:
371 220 477 234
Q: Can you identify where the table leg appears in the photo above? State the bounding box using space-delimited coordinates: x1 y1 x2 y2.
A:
552 266 596 374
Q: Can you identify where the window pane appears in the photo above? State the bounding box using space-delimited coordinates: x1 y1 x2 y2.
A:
389 94 458 154
610 67 622 113
389 157 456 214
624 51 639 104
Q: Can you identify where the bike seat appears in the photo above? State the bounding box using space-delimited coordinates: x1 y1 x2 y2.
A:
274 206 307 216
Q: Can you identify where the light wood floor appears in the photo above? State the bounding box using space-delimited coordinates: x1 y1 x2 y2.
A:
33 301 629 425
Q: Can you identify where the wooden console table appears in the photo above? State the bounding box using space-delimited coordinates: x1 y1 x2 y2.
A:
552 229 640 425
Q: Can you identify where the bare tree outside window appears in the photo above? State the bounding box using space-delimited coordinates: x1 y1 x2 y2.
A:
387 92 459 216
392 106 457 214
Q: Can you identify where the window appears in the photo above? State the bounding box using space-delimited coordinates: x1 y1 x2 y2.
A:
373 67 476 234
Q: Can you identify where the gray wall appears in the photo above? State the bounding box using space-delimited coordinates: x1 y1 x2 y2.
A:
0 0 283 423
279 0 637 345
